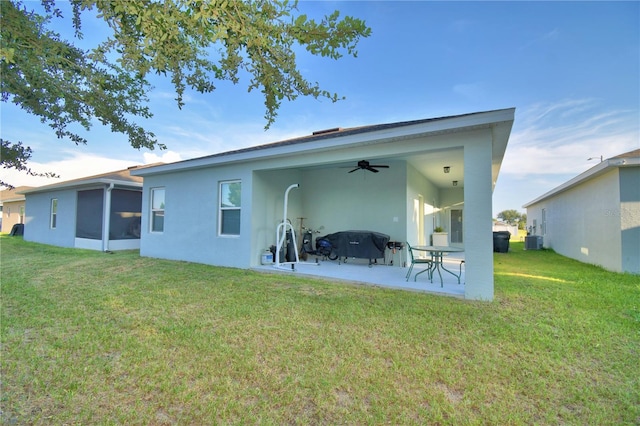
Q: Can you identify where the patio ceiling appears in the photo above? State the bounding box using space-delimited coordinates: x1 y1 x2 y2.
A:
304 148 464 190
405 149 464 189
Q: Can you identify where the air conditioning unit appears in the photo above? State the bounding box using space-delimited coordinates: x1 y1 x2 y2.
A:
525 235 543 250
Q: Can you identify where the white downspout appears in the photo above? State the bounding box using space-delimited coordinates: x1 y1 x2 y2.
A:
102 183 114 252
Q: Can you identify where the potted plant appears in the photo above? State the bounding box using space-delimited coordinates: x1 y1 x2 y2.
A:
432 226 448 246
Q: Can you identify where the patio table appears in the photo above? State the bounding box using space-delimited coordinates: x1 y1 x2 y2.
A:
412 245 464 286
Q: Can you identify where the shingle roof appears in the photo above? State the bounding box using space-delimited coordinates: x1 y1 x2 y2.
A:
0 186 34 202
611 149 640 159
139 110 510 173
184 110 487 163
18 164 161 195
53 167 144 186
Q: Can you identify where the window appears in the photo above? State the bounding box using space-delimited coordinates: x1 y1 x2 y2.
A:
19 206 25 224
541 208 547 235
50 198 58 229
219 181 241 236
150 188 165 233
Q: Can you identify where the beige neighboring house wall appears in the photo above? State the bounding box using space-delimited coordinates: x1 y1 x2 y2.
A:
0 186 33 233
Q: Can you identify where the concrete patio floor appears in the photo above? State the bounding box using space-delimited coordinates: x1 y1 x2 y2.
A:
253 251 466 298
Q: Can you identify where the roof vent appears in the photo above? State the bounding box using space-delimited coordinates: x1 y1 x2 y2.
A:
312 127 342 136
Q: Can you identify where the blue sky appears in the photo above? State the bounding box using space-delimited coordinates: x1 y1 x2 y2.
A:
1 1 638 216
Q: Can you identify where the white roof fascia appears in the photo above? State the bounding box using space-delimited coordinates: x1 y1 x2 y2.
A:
19 179 142 195
132 108 516 177
522 156 639 208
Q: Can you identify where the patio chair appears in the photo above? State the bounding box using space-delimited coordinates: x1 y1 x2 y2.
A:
405 242 433 281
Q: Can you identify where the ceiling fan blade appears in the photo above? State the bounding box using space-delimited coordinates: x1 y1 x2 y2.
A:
346 160 389 173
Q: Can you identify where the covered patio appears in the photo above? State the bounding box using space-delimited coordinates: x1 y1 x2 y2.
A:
133 108 514 301
254 250 466 297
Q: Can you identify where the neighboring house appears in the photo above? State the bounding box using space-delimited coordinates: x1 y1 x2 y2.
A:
523 149 640 274
132 108 516 300
20 167 146 251
0 186 33 233
492 221 518 238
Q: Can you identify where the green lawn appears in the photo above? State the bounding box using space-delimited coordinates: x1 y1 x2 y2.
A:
1 235 638 425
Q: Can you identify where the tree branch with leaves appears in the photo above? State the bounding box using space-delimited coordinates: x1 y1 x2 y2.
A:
0 0 371 187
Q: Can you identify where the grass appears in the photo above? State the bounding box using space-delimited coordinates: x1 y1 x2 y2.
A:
1 235 639 425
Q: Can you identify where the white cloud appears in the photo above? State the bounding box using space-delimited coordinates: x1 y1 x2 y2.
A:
542 28 560 41
449 19 475 33
2 117 311 190
502 99 639 176
150 119 309 161
452 82 485 101
518 28 560 50
1 152 144 189
142 150 183 164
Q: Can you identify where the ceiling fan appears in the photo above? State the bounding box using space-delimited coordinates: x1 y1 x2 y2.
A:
348 160 390 173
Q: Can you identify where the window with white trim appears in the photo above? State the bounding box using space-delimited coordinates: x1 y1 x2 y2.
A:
150 188 165 233
50 198 58 229
219 181 241 236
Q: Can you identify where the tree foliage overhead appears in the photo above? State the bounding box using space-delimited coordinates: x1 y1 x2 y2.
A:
0 0 371 187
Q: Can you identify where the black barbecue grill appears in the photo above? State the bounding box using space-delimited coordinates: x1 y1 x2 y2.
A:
320 230 390 266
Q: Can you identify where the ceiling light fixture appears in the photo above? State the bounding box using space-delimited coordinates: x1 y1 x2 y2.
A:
452 180 458 186
443 166 450 173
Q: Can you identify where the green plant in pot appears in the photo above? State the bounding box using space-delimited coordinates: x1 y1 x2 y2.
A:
432 226 448 246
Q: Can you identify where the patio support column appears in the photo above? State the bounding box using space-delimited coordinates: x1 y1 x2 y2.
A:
102 183 114 252
463 134 494 300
